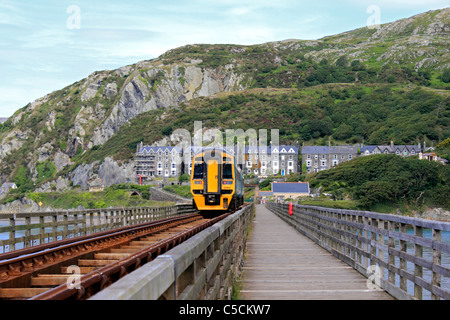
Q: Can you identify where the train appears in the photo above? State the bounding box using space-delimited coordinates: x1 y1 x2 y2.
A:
190 148 244 213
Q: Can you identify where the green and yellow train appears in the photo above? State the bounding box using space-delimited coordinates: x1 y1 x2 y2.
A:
191 148 244 213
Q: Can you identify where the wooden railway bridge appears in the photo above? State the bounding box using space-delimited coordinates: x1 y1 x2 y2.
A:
0 203 448 300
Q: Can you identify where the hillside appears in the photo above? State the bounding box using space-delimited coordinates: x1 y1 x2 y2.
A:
0 8 449 196
307 154 450 211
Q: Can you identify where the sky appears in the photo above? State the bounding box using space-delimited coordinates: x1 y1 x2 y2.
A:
0 0 449 117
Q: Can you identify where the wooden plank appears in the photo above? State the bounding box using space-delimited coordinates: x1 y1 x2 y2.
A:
241 205 394 300
61 266 97 274
31 274 81 286
94 253 130 260
78 259 116 266
0 288 51 298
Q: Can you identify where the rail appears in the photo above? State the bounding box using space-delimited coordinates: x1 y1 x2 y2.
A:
0 204 196 253
90 204 254 300
267 203 450 300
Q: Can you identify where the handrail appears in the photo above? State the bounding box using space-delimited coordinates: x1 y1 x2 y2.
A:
267 202 450 300
0 204 196 254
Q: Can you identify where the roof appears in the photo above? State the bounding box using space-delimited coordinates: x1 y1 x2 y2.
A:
302 145 358 154
245 145 299 154
258 191 273 196
375 145 421 153
137 146 183 154
272 182 310 194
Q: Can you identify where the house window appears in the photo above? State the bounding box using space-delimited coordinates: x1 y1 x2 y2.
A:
321 160 326 166
334 154 337 159
341 155 345 159
411 150 416 155
288 161 293 167
332 160 338 166
348 154 352 160
306 160 311 167
307 155 311 159
314 155 318 159
321 154 325 159
396 150 400 155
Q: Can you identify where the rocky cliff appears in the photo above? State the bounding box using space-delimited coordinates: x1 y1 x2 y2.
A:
0 8 448 193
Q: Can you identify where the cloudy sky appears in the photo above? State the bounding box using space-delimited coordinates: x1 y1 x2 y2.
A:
0 0 448 117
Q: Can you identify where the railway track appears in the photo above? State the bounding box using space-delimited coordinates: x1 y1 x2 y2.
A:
0 211 232 300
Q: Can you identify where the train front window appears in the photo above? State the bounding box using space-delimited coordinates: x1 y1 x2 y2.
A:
223 163 232 179
193 163 204 179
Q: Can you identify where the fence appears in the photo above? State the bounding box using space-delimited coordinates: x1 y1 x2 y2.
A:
267 203 450 300
0 204 196 253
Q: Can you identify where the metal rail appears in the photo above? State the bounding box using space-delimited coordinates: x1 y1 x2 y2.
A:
33 212 231 300
0 212 226 300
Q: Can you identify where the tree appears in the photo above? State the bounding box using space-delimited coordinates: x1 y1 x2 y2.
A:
441 68 450 83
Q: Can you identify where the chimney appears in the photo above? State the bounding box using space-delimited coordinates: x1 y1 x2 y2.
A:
390 141 394 148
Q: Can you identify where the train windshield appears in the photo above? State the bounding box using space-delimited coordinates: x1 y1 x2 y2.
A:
223 164 233 179
193 163 204 179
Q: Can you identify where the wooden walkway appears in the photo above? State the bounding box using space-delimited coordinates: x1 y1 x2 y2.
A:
240 205 394 300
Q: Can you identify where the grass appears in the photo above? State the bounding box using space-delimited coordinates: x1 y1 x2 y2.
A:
163 185 193 199
27 185 174 210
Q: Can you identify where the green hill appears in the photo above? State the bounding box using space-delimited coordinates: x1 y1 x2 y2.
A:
0 8 448 197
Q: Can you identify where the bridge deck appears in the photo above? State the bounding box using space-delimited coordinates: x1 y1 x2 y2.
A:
240 205 394 300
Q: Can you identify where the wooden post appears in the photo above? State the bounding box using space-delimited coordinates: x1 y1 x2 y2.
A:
363 216 369 269
388 221 396 285
399 223 408 293
370 218 377 268
52 214 57 242
432 229 442 300
39 215 45 245
63 213 69 239
9 217 15 252
414 226 423 300
25 216 31 248
377 219 384 279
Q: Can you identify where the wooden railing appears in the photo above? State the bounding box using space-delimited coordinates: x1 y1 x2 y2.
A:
90 204 254 300
0 204 196 253
267 203 450 300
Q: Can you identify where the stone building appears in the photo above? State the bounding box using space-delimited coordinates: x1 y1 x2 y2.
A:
301 145 358 173
360 141 421 157
135 143 183 182
244 145 299 177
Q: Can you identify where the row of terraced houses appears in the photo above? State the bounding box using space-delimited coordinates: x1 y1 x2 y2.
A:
135 141 444 181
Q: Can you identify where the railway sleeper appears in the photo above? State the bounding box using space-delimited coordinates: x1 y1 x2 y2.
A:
0 288 51 299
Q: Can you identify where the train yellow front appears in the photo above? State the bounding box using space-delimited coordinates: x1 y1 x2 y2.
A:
191 149 244 212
